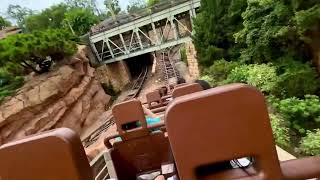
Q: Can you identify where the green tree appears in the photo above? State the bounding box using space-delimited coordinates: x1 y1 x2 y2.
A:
104 0 121 18
127 0 147 13
64 8 99 36
193 0 247 67
0 16 11 30
147 0 160 6
65 0 102 16
0 29 77 74
7 4 33 29
234 0 320 64
24 4 68 32
65 0 95 9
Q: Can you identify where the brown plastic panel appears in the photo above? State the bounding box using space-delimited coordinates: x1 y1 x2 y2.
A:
104 121 167 149
146 90 164 109
280 157 320 180
109 100 171 179
166 84 282 180
0 128 93 180
112 99 149 140
110 132 170 179
172 83 203 98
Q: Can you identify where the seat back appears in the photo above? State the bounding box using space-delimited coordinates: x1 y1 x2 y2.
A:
112 99 148 141
165 84 282 180
146 90 163 109
111 132 170 179
0 128 93 180
172 83 203 98
110 99 171 179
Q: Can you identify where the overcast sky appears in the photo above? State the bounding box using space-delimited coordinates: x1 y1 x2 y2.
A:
0 0 133 19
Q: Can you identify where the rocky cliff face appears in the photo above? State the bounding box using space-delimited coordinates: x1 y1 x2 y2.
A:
0 46 110 144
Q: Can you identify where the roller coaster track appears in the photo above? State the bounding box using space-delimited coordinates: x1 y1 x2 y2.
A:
82 67 149 148
159 51 180 88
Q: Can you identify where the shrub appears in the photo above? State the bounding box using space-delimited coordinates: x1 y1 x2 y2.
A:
225 64 278 93
246 64 278 93
203 59 241 83
272 60 320 98
199 75 216 87
225 65 249 84
270 114 291 148
180 46 187 65
269 95 320 134
300 129 320 156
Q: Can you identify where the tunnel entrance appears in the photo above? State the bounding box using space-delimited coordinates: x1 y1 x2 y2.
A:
125 53 153 78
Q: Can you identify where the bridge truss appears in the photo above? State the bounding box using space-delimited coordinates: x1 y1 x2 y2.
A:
89 0 200 64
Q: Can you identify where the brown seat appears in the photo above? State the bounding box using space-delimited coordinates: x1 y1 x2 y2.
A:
108 99 171 179
0 128 93 180
146 90 165 109
172 83 203 98
112 99 149 141
165 84 320 180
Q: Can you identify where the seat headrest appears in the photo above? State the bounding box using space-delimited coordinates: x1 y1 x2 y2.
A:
112 99 147 136
172 83 203 98
0 128 92 180
146 90 162 105
166 84 282 179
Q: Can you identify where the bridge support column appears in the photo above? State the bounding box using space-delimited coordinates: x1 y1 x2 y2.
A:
170 17 179 40
185 42 199 78
95 61 131 91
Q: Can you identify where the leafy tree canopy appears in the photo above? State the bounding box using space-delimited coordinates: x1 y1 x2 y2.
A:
24 4 69 32
65 0 96 9
0 29 78 74
104 0 121 17
64 8 99 36
0 16 12 30
194 0 320 66
193 0 247 67
147 0 160 7
127 0 147 14
6 4 34 29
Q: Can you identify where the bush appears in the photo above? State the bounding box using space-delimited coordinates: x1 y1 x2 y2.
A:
225 65 249 84
203 59 241 84
269 95 320 134
272 60 320 98
270 114 291 148
223 61 319 98
225 63 278 93
199 75 216 87
300 129 320 156
180 46 187 65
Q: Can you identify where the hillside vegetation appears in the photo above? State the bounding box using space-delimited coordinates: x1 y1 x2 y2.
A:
194 0 320 156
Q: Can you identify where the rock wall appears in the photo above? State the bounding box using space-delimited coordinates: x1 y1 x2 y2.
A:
95 61 131 91
0 46 111 144
186 42 200 78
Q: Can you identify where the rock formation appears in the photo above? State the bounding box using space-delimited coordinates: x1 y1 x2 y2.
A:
0 46 111 144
